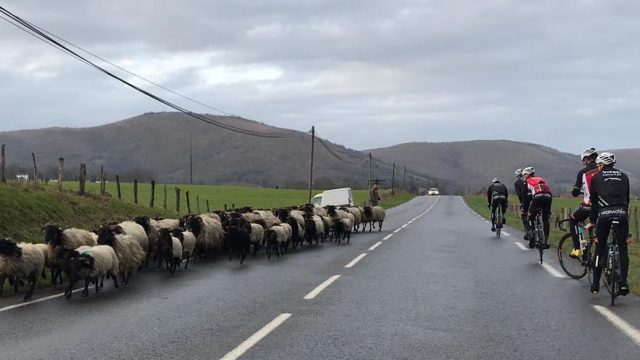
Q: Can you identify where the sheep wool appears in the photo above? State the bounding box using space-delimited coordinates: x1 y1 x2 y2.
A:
75 245 119 277
249 223 265 244
157 218 180 231
1 243 45 279
118 221 149 253
62 228 98 249
171 237 183 260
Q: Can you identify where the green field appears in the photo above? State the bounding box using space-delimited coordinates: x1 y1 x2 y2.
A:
465 195 640 294
52 181 409 211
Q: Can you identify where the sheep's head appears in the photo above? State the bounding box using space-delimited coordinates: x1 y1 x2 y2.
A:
332 218 344 232
187 216 204 237
172 230 185 244
157 229 173 254
363 207 373 218
0 239 22 258
275 209 288 222
132 216 151 233
96 225 118 247
67 253 94 281
42 224 64 247
326 206 337 217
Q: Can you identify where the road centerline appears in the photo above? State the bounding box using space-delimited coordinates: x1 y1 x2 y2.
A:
304 275 341 300
369 242 382 251
220 313 293 360
345 253 367 268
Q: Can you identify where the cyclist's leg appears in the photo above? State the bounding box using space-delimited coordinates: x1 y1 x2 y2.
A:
527 197 540 247
542 195 552 243
615 216 630 292
499 199 507 224
490 200 498 229
592 216 612 293
570 205 590 250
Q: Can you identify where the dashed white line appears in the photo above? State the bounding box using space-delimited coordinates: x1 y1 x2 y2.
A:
304 275 341 300
393 228 402 233
540 262 565 278
514 242 529 251
401 224 408 229
383 234 393 241
592 305 640 346
502 231 511 236
0 288 83 313
345 253 367 268
220 313 292 360
369 242 382 251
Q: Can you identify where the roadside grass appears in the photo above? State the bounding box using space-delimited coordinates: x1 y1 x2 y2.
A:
1 182 415 298
464 195 640 295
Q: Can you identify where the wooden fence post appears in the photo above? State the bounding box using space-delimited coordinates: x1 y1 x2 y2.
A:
150 181 156 208
101 166 106 195
116 175 121 199
206 199 210 212
57 157 64 191
196 195 200 213
99 165 104 194
1 144 5 184
163 185 167 210
175 187 181 212
79 163 86 194
31 152 38 189
133 179 138 204
186 191 191 214
224 204 227 211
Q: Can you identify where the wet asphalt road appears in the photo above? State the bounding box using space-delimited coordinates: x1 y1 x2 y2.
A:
1 196 639 359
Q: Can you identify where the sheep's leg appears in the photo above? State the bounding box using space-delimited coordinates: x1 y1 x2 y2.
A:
110 271 119 289
13 276 20 295
65 279 75 299
0 274 6 297
81 278 90 298
96 276 101 293
347 231 351 243
185 255 191 270
23 271 37 302
378 220 383 231
41 268 46 280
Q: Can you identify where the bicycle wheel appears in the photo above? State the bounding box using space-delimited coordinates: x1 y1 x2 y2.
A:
586 239 596 285
496 207 502 239
603 250 613 296
611 246 621 306
558 233 587 279
537 214 544 264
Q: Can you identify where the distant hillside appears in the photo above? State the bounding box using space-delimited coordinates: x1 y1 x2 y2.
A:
0 112 449 192
368 140 640 195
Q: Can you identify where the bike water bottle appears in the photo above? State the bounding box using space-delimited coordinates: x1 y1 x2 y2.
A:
580 238 587 251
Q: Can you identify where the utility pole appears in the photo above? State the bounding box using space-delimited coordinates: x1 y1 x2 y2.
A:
189 133 193 185
308 126 315 203
368 152 372 190
391 162 395 195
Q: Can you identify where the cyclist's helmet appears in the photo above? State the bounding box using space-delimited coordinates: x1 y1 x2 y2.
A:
514 169 523 176
492 177 500 183
595 152 615 166
581 147 598 161
522 166 535 176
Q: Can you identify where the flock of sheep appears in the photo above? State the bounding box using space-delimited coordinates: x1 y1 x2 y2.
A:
0 204 386 302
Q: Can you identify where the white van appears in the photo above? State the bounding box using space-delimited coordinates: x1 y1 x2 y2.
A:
310 188 354 207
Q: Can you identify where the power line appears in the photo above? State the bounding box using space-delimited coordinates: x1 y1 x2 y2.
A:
0 6 290 139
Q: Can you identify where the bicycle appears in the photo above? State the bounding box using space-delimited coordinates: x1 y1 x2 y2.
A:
495 205 503 239
557 219 596 280
599 217 623 306
531 210 546 264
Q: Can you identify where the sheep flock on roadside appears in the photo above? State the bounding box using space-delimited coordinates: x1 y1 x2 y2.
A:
0 204 386 302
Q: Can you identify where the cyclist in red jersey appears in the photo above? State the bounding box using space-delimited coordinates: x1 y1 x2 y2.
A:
521 167 553 249
568 148 599 258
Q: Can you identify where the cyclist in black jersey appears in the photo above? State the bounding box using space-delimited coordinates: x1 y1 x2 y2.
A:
569 148 598 258
514 168 528 238
586 152 630 295
487 177 508 232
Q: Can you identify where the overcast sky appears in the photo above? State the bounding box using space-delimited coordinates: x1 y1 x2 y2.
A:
0 0 638 153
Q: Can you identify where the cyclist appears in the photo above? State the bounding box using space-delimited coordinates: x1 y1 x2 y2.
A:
586 152 630 295
568 148 599 258
487 177 508 232
514 168 529 238
522 167 552 249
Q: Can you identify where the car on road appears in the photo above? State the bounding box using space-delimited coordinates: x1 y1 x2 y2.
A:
428 187 439 196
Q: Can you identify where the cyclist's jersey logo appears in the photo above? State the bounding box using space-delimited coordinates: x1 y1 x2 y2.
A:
526 177 551 195
581 167 599 205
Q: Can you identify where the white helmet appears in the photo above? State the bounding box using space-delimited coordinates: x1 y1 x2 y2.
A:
515 169 523 176
581 147 598 161
595 152 615 166
492 177 500 183
522 166 535 176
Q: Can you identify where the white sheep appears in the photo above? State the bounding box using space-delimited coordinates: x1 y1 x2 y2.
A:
265 225 287 259
96 225 145 286
363 206 386 231
170 236 183 274
0 239 45 301
344 207 363 232
173 230 196 269
157 218 180 231
118 221 150 266
65 245 120 299
42 224 97 249
186 215 225 257
248 223 265 255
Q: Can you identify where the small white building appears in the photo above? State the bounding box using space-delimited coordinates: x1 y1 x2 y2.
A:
16 174 29 181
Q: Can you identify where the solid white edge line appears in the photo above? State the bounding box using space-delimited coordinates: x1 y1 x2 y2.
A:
220 313 293 360
383 234 393 241
0 288 83 313
369 242 382 251
345 253 368 268
540 263 565 278
592 305 640 346
303 275 341 300
502 231 511 236
514 242 529 251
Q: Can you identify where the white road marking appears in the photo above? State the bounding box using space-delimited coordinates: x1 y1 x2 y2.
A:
383 234 393 241
345 253 368 268
593 306 640 346
303 275 341 300
540 263 565 278
369 242 382 251
514 242 529 251
502 231 511 236
0 288 85 313
393 228 402 233
401 224 408 229
220 313 293 360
